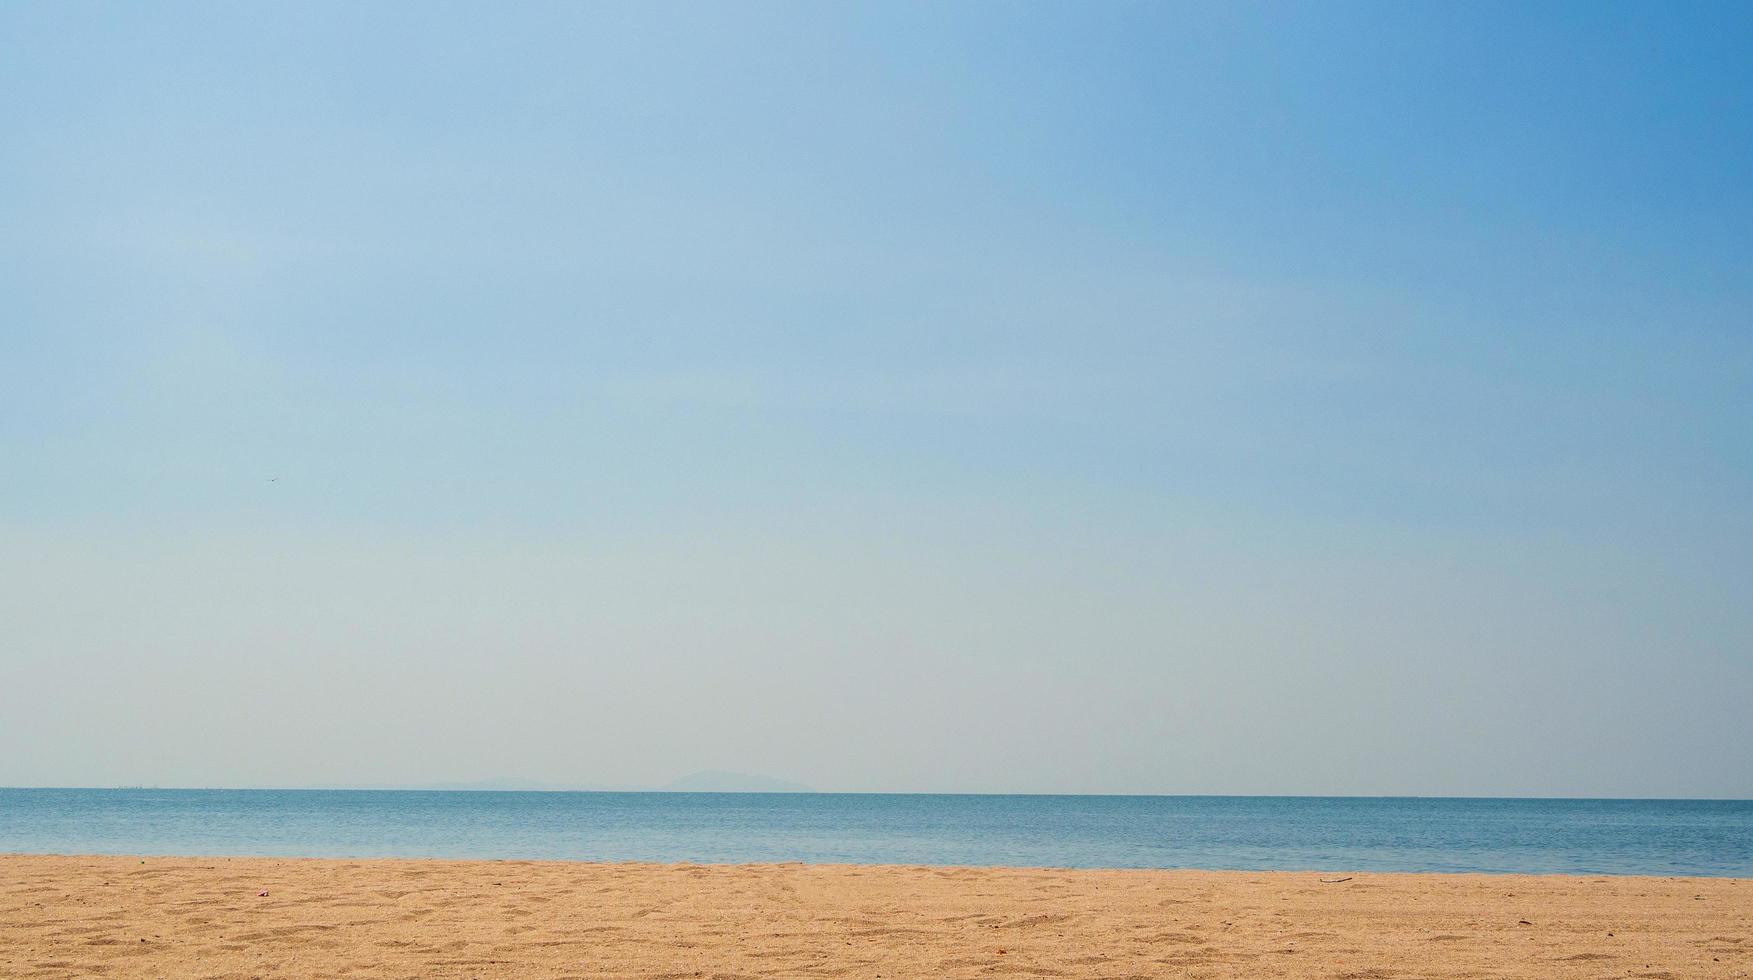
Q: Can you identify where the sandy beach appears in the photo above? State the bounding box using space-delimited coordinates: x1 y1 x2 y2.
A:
2 855 1748 979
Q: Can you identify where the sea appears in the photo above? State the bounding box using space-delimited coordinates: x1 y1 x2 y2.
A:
2 790 1749 876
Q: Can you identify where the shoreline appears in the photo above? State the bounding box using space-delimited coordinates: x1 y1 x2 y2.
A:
4 854 1748 978
6 850 1753 880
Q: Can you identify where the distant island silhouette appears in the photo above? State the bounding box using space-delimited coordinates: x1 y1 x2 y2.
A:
657 770 815 793
323 770 817 793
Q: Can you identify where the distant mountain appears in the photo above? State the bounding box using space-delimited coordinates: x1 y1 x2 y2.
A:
316 772 815 793
326 778 637 792
657 770 815 793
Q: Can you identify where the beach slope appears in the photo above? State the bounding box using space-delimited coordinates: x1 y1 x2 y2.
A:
2 855 1748 978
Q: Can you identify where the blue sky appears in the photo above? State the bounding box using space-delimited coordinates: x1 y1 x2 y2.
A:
2 2 1749 795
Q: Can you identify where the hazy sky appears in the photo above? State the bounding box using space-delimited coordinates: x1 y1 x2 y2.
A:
3 2 1750 796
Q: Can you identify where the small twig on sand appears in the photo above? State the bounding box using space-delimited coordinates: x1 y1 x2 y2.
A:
1319 877 1353 883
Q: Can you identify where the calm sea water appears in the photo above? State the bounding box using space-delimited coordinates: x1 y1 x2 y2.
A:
2 790 1749 876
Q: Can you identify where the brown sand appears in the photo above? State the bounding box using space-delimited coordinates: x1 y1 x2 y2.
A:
2 855 1749 979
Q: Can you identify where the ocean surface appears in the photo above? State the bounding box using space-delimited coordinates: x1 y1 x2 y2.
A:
3 790 1749 876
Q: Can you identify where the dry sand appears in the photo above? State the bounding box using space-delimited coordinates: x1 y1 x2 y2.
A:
2 854 1749 978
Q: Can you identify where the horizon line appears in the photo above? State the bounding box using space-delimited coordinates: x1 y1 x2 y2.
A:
6 786 1750 803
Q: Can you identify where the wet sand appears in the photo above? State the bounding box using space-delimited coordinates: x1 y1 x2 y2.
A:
2 854 1749 978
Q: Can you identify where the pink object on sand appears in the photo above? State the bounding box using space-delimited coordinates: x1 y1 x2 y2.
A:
258 890 269 897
